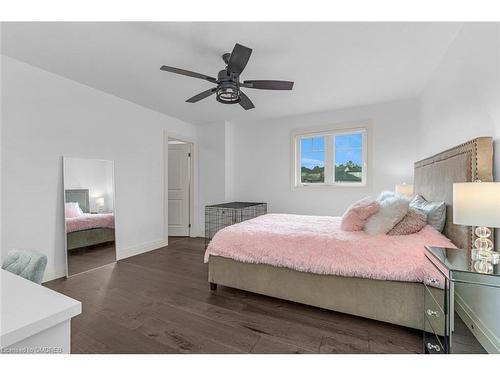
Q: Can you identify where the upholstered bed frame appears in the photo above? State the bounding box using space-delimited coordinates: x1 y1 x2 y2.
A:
65 189 115 251
207 137 494 330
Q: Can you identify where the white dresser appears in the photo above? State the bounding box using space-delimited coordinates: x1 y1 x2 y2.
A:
0 270 81 354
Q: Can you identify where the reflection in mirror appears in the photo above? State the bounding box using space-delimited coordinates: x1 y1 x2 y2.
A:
63 157 116 276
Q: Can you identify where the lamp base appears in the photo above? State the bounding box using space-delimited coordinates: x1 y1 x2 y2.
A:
473 259 494 274
471 249 499 274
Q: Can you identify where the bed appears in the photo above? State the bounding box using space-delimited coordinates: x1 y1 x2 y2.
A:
65 189 115 251
205 137 494 330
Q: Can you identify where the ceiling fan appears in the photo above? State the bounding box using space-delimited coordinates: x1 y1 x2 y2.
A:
160 43 294 110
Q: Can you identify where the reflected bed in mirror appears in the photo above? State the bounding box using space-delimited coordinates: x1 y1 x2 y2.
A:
63 157 116 276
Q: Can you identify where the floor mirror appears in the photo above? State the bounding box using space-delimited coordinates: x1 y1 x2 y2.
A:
63 157 116 276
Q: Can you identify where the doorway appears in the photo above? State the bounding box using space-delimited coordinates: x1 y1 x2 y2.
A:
167 137 193 237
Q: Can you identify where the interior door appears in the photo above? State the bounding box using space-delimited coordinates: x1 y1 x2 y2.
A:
168 143 190 236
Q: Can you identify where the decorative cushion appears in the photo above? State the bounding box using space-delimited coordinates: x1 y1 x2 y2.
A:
341 197 380 231
377 190 397 202
65 202 83 218
364 193 410 235
2 249 48 284
387 208 427 236
410 195 446 232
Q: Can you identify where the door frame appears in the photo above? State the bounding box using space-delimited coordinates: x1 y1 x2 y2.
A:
164 131 198 240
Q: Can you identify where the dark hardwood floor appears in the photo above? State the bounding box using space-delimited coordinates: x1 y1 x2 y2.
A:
68 243 116 276
45 237 422 354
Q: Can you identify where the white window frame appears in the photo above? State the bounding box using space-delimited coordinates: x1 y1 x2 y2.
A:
291 122 368 190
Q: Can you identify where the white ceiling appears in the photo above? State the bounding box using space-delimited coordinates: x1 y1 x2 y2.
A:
1 22 462 125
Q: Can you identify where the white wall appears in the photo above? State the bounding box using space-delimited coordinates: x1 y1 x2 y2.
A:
1 56 198 281
0 27 3 337
418 23 499 165
0 26 3 274
228 98 419 217
418 23 500 352
224 121 236 202
196 120 237 235
196 121 227 235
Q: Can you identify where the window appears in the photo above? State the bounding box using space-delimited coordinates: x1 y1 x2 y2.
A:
292 125 367 188
334 132 364 184
300 136 325 183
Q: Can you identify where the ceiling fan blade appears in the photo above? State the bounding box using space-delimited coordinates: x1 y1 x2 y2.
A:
160 65 217 83
186 87 217 103
242 80 294 90
228 43 252 74
239 91 255 110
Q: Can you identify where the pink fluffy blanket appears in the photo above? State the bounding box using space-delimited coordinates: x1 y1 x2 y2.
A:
66 213 115 233
205 214 455 286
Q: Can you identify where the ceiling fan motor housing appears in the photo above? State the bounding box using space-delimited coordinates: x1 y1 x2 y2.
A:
216 69 241 104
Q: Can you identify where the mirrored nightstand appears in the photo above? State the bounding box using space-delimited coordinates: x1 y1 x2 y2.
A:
424 246 500 354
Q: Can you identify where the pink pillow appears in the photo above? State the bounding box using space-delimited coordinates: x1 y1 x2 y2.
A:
65 202 83 218
341 197 380 231
387 208 427 235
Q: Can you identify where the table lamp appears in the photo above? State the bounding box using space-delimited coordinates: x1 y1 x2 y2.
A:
95 197 105 212
453 182 500 273
395 183 414 198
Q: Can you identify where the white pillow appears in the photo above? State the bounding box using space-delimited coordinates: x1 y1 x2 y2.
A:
364 195 409 235
378 190 397 202
65 202 83 218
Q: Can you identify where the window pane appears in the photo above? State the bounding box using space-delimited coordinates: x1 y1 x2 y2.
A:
300 136 325 183
334 133 363 183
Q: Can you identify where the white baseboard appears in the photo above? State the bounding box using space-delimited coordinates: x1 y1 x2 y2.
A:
455 293 500 353
117 238 169 260
42 269 65 283
190 229 204 238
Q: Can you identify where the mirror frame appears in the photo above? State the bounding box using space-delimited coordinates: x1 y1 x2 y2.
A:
62 156 117 277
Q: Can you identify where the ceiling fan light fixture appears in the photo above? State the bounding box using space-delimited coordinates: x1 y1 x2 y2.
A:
216 81 241 104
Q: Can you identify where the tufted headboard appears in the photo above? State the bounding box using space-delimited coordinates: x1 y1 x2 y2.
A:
65 189 90 213
414 137 494 265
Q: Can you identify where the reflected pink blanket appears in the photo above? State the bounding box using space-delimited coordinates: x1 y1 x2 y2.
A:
205 214 454 286
66 213 115 233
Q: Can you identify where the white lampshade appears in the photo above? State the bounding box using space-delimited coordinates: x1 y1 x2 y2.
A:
95 197 105 208
453 182 500 228
395 183 414 197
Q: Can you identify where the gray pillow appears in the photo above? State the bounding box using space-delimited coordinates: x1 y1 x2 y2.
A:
410 195 446 232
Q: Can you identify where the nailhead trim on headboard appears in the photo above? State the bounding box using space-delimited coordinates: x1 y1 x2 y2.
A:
414 137 494 266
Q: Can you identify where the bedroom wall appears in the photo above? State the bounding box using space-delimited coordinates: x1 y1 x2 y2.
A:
196 120 237 235
227 98 420 217
418 23 499 164
197 121 226 236
1 56 198 281
0 27 3 271
418 23 500 352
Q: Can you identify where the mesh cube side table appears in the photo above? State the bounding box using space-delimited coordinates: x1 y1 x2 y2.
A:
205 202 267 248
